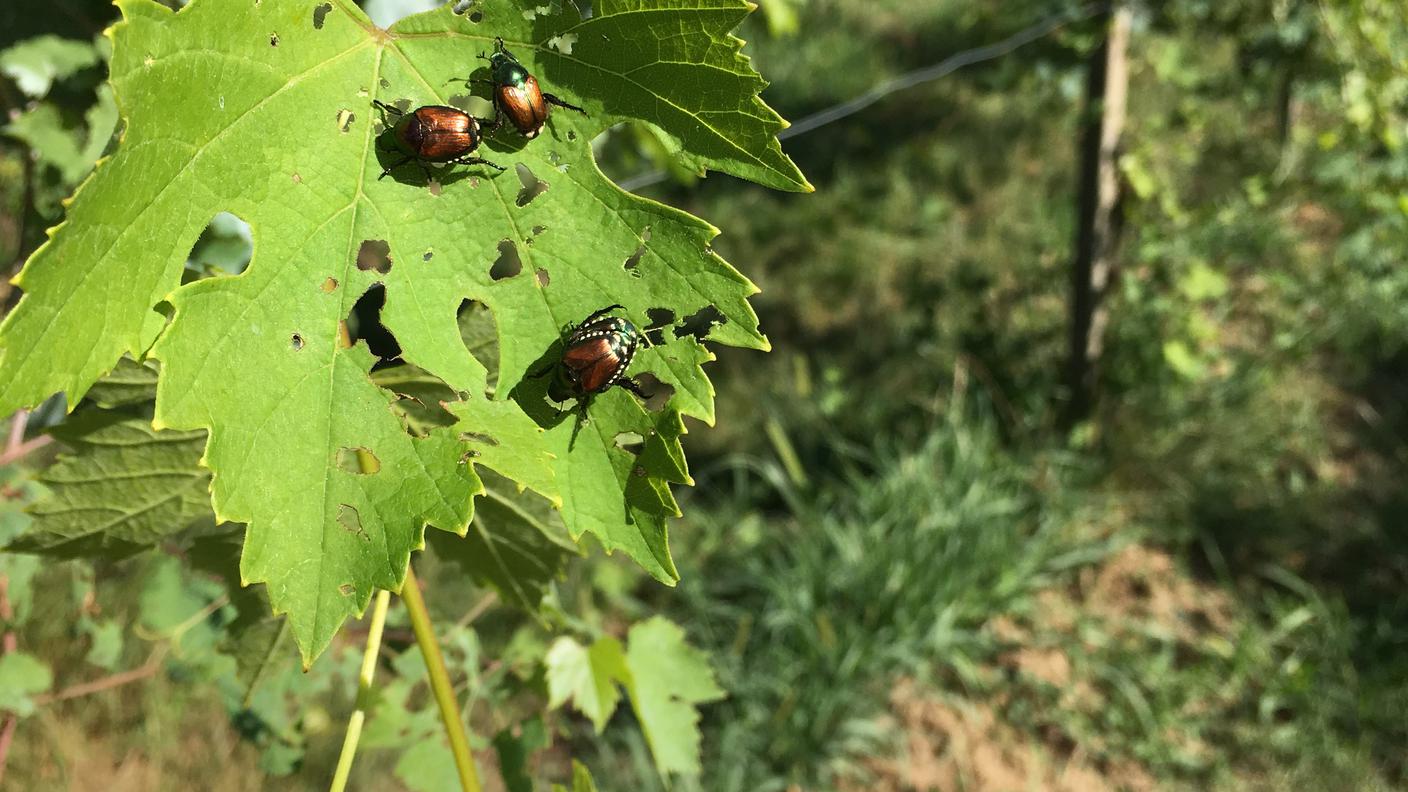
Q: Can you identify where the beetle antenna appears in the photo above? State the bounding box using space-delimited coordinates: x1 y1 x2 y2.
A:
581 304 626 325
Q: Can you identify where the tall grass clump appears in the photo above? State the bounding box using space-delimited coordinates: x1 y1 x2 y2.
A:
632 408 1085 791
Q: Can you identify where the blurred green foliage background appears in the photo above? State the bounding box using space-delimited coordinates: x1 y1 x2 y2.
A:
3 0 1408 790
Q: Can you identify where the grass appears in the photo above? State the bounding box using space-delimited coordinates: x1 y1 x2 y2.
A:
564 375 1408 791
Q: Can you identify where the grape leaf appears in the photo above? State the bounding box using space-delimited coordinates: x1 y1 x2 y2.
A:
82 356 162 408
545 617 722 777
81 618 126 670
623 616 724 777
0 35 99 98
0 0 803 664
545 633 627 731
8 404 211 558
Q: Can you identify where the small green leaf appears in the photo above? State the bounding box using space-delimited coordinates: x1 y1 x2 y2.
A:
546 618 720 777
82 84 120 165
622 617 724 777
82 618 125 670
545 634 627 731
0 35 99 98
5 104 89 183
1162 340 1206 381
0 652 53 717
138 554 223 637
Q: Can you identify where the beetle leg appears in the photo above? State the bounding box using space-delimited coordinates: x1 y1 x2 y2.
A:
379 155 412 180
458 156 506 173
618 377 649 400
543 93 587 115
371 99 403 118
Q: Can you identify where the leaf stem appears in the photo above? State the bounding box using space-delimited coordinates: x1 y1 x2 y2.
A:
401 564 482 792
329 588 391 792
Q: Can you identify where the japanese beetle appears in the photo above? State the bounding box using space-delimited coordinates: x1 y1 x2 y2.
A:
532 304 648 409
476 38 585 139
372 100 504 180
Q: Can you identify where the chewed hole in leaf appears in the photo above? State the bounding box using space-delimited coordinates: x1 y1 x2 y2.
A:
339 583 355 596
423 250 433 262
269 33 279 46
450 94 492 117
337 505 367 540
624 247 645 276
633 373 673 411
347 285 402 364
646 308 675 329
321 277 338 292
623 227 651 277
450 0 475 16
490 240 522 281
514 164 548 207
531 225 547 237
535 268 550 288
336 109 355 133
312 2 332 29
614 431 644 453
186 212 253 277
457 300 500 394
645 308 674 345
676 305 728 341
469 9 484 22
458 431 500 447
548 33 578 55
291 333 305 350
356 239 391 274
337 447 382 475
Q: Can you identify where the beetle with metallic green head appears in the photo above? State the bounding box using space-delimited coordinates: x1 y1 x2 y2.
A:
532 305 649 412
477 37 586 138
